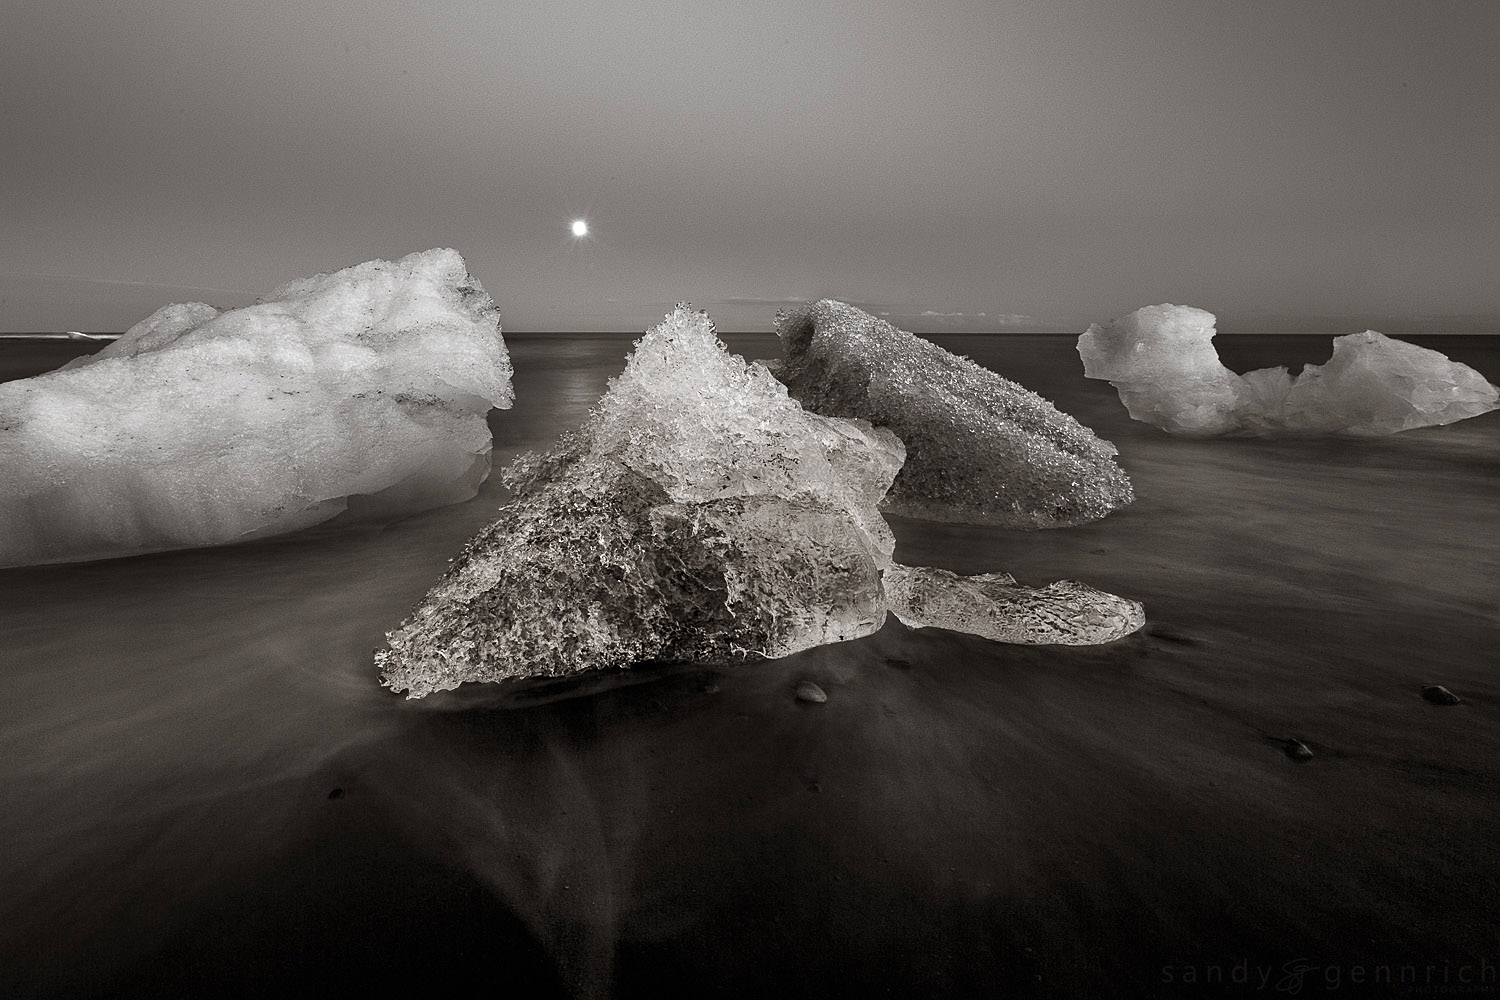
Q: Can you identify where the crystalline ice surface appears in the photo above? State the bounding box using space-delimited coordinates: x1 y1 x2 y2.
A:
884 564 1145 646
1078 304 1499 437
768 299 1133 529
378 305 1144 699
0 248 513 567
378 305 907 697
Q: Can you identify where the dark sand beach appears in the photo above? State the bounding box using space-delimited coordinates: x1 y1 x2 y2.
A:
2 334 1498 998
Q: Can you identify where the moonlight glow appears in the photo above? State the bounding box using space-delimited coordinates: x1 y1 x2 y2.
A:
571 219 589 237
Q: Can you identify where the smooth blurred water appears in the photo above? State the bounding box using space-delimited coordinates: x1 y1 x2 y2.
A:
2 333 1498 998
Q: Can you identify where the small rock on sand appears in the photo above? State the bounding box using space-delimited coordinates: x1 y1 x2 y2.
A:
1284 739 1314 761
795 681 828 704
1421 684 1462 705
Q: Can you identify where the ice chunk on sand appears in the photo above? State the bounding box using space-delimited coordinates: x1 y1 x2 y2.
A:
766 299 1133 529
0 248 512 568
378 305 905 697
1078 304 1499 437
885 565 1145 646
378 306 1144 699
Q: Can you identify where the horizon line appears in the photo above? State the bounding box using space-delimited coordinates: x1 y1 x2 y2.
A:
6 329 1500 341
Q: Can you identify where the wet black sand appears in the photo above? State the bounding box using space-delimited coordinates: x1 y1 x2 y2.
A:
3 334 1498 998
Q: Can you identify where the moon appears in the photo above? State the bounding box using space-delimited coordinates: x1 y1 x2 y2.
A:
571 219 589 237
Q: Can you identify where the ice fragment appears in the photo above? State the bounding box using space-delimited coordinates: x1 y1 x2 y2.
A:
884 564 1145 645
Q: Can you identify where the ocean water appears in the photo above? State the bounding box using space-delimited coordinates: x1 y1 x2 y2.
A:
2 333 1498 998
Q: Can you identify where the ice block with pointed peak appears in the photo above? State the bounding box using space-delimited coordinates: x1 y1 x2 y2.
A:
378 305 905 697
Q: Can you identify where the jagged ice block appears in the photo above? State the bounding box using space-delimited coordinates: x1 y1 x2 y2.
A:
378 305 1144 699
0 248 513 567
1078 304 1499 436
378 305 906 697
766 299 1134 529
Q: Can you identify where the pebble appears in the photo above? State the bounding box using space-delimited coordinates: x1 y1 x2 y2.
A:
1283 739 1314 761
327 787 345 800
1421 684 1462 705
795 681 827 703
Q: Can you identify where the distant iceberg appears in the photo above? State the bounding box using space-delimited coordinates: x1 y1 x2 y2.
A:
1078 304 1499 437
0 248 513 568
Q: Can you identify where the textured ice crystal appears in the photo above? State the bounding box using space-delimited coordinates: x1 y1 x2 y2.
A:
766 299 1133 529
378 305 906 697
0 248 512 568
378 306 1144 699
1079 304 1500 437
885 564 1145 646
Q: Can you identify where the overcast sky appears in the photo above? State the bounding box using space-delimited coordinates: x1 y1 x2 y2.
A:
3 1 1497 333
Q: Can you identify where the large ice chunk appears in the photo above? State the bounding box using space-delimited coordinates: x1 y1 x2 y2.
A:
0 248 513 568
767 299 1133 529
377 306 1144 699
1079 304 1499 436
378 305 905 697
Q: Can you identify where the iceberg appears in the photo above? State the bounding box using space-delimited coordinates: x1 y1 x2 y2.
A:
766 299 1133 529
0 248 513 568
378 306 1143 699
1078 304 1499 436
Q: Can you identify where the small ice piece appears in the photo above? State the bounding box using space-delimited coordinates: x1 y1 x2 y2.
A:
1078 304 1500 437
378 305 907 698
883 564 1145 645
767 299 1133 529
0 248 513 568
